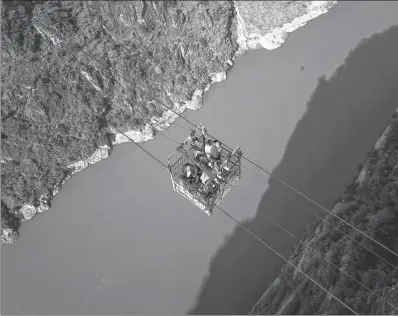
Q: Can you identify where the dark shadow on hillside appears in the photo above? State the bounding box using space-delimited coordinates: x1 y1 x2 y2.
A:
187 25 398 315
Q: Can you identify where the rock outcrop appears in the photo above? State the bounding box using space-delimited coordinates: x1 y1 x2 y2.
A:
1 0 237 245
1 0 337 246
235 1 337 52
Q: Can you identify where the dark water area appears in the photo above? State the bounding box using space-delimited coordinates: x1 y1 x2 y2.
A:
189 5 398 315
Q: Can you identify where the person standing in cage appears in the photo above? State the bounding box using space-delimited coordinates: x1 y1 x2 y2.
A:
183 163 202 189
190 136 206 163
200 161 229 199
201 126 222 168
200 176 220 199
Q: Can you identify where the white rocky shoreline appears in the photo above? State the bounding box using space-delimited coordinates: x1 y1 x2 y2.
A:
235 1 338 53
5 1 338 243
15 70 228 223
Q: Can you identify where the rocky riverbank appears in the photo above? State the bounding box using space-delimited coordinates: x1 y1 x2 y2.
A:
1 0 337 245
250 109 398 315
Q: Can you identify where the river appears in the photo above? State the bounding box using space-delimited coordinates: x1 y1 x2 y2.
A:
2 1 398 315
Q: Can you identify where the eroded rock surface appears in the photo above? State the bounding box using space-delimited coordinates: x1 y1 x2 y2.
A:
235 1 337 51
1 0 237 245
1 0 336 246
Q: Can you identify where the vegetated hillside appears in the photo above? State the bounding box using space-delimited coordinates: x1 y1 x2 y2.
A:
1 0 238 245
251 110 398 314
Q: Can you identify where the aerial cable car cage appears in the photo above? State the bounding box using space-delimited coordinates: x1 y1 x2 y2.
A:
167 123 242 216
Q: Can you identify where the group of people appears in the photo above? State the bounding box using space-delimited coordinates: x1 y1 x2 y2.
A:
182 127 229 199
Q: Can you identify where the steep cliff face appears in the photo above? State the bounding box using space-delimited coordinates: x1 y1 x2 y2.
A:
250 110 398 315
1 0 337 246
1 0 238 245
